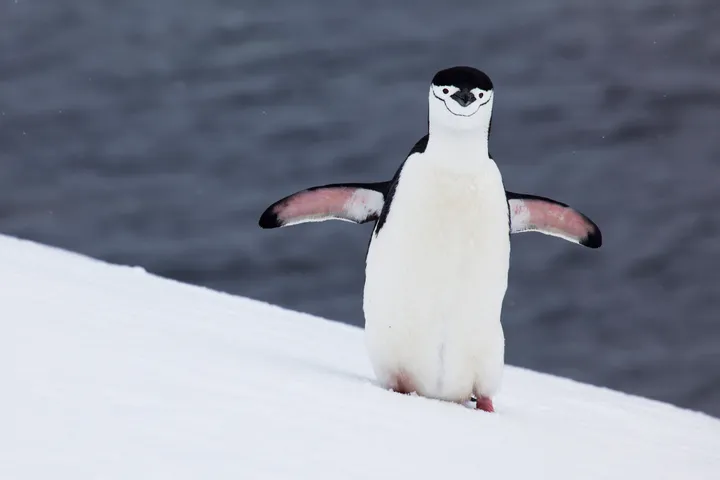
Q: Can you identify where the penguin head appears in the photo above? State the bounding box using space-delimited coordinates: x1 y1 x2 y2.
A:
428 66 494 132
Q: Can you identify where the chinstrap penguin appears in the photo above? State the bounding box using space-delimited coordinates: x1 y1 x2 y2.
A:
258 66 602 412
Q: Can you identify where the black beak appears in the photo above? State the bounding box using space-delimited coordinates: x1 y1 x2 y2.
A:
450 89 476 107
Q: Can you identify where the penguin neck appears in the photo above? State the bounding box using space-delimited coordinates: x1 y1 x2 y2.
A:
427 123 490 161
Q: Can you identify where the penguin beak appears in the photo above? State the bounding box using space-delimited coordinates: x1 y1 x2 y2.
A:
450 89 476 107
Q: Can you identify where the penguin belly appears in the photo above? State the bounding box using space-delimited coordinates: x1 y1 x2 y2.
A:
363 157 510 403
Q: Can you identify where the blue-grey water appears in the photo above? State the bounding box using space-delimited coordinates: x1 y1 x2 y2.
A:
2 0 719 417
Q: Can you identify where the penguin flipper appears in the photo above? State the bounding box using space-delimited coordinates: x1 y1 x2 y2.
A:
506 191 602 248
258 182 389 228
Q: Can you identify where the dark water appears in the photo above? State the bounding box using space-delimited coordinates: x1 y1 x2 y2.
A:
2 0 719 417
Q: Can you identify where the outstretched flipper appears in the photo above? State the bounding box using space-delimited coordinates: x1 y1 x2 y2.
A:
506 191 602 248
259 182 390 229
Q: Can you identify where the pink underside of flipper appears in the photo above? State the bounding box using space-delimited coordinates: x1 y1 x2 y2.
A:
513 199 591 239
275 188 355 222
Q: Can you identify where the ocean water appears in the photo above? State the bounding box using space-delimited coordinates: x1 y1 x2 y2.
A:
1 0 719 416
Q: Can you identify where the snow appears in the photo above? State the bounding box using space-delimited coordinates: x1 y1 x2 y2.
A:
2 234 719 480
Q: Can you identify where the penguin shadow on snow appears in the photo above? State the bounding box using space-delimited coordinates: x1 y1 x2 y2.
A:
258 66 602 414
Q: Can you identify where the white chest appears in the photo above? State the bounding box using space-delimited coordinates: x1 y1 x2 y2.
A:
368 149 511 293
362 148 511 401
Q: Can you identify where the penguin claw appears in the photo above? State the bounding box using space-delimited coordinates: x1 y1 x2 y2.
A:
476 396 494 412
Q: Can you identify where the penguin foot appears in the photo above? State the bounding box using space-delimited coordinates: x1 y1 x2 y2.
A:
389 370 416 395
476 396 494 412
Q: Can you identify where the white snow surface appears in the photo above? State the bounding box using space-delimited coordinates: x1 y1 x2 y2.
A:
3 234 719 479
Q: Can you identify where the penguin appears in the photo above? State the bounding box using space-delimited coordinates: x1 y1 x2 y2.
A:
258 66 601 412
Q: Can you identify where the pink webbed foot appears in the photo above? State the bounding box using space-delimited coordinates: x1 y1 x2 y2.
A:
476 396 494 412
389 371 416 395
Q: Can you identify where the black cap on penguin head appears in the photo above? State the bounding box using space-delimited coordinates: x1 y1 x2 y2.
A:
431 66 493 92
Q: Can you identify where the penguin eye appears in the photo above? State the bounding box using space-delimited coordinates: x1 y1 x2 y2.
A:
442 88 449 94
478 92 484 99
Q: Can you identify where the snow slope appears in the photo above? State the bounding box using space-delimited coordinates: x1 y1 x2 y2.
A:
3 234 719 480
